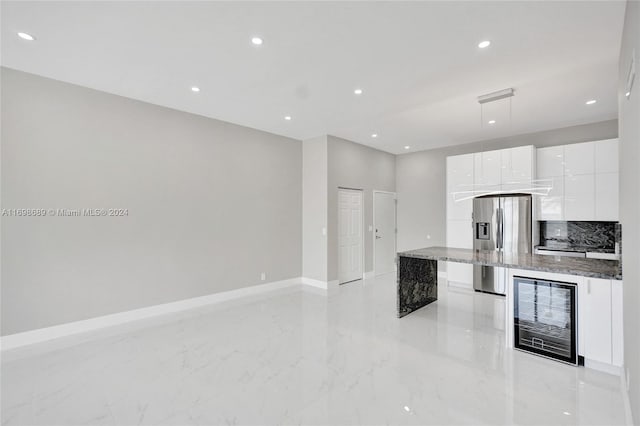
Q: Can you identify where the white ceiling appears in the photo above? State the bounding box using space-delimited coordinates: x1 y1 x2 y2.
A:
1 1 625 154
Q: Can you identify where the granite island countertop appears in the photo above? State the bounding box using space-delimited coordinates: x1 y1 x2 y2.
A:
398 246 622 280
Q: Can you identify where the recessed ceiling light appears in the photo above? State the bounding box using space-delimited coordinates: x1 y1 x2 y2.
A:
284 116 292 121
251 37 263 45
488 120 496 124
478 40 491 49
17 32 35 41
371 133 378 138
625 91 631 98
586 99 597 105
404 146 410 150
191 86 200 92
563 412 571 416
354 88 363 95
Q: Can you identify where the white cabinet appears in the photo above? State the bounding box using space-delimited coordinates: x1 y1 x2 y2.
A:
565 174 595 220
595 139 619 174
502 146 534 192
446 154 474 221
564 142 595 176
473 150 501 190
535 139 619 221
537 146 564 178
536 176 564 220
536 147 565 220
580 278 612 364
446 154 474 288
446 220 473 287
595 173 619 221
611 280 624 367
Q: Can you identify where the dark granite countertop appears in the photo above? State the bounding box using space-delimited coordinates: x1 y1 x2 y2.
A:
398 246 622 280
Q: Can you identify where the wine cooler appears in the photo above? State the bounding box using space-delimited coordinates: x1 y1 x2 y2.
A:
513 276 577 365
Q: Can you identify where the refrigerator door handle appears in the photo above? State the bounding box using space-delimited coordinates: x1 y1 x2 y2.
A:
496 207 503 250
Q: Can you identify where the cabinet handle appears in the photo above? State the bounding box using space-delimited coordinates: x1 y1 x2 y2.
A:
587 279 591 294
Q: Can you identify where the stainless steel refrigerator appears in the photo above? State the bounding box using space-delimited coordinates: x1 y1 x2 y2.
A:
472 194 532 295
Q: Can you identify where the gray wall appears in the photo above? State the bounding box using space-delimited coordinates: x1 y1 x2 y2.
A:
327 135 396 281
618 0 640 420
302 136 328 282
396 120 618 254
1 68 302 335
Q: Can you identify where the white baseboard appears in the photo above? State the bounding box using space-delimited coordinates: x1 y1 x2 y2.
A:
363 271 375 279
584 359 622 376
1 277 303 352
300 277 328 289
446 280 473 290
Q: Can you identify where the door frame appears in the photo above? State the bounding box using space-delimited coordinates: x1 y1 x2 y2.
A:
372 190 397 276
337 187 365 284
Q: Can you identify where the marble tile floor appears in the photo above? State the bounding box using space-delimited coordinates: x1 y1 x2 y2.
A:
1 274 628 426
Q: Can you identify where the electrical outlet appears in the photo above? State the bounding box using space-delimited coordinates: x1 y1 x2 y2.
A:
261 272 266 281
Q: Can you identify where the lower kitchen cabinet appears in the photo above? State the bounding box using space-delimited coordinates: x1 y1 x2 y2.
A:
611 280 624 367
508 268 623 372
579 278 612 364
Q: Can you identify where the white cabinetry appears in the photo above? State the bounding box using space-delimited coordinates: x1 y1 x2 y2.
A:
508 269 624 373
611 280 624 367
580 278 612 364
446 154 474 287
446 154 474 221
501 146 534 192
474 146 534 192
595 173 619 221
565 174 595 220
473 150 501 190
564 141 595 176
535 139 619 221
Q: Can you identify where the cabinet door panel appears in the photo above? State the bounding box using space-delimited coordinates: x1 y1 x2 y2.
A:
446 220 473 287
595 172 619 221
564 142 595 176
611 280 624 367
537 146 564 178
447 154 474 221
474 150 501 191
536 176 564 220
582 278 612 364
564 174 594 220
595 139 619 174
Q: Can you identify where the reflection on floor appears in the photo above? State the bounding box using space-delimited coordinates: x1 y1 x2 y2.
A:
1 274 627 425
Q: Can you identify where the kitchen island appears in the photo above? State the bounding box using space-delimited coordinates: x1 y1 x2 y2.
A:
396 246 622 318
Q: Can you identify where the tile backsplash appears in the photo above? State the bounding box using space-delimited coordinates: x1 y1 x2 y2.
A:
539 221 618 251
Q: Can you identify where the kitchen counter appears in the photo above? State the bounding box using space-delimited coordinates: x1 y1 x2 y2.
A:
398 246 622 280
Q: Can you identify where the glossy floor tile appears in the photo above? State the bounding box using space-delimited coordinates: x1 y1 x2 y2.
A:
1 274 627 425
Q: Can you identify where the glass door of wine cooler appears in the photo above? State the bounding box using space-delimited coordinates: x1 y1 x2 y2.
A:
513 277 577 365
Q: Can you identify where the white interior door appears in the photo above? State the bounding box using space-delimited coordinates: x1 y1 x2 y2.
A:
374 191 397 276
338 189 363 284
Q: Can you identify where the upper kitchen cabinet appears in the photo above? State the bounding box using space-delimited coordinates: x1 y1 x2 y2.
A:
595 139 619 174
535 139 619 221
501 146 534 191
446 154 474 221
537 146 564 178
473 149 502 190
564 141 595 176
565 174 595 220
